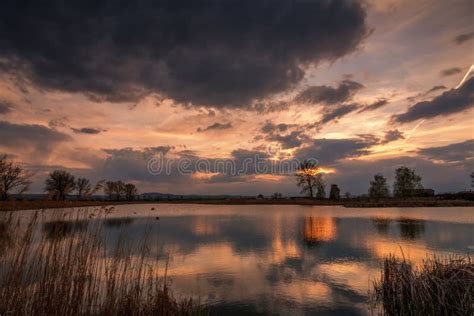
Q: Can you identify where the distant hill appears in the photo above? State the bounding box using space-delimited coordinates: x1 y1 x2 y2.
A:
140 192 246 200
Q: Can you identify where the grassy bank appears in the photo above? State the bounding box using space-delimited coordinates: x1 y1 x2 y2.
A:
1 198 473 211
370 254 473 315
0 211 204 315
0 200 151 212
0 198 342 211
344 198 474 208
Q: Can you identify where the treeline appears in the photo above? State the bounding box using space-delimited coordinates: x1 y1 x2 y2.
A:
367 166 426 199
0 155 138 201
297 160 432 200
44 170 139 201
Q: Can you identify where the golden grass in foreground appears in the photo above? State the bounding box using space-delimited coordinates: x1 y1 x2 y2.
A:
370 254 473 316
0 210 204 315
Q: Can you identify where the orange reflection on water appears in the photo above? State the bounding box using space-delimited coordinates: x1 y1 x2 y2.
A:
269 213 301 263
317 261 375 294
192 217 219 236
367 238 437 265
278 280 331 303
303 217 337 244
271 237 301 263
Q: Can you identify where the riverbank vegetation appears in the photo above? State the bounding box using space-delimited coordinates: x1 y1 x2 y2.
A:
0 210 204 315
370 254 473 315
1 197 473 212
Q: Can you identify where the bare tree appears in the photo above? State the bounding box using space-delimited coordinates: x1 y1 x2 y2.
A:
0 155 32 200
91 179 105 198
76 178 91 200
104 181 125 201
44 170 76 201
115 181 125 201
368 174 390 199
124 183 138 201
296 160 325 199
104 181 116 200
75 178 104 200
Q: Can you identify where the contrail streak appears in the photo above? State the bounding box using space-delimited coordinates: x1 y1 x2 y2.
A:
455 64 474 89
403 119 425 142
403 64 472 143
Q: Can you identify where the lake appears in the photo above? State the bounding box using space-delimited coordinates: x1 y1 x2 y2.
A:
4 204 473 315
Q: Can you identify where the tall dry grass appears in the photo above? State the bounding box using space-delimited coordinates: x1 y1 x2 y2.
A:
370 254 473 316
0 210 204 315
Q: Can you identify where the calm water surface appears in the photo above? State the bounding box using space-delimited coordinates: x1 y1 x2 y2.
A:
10 204 474 315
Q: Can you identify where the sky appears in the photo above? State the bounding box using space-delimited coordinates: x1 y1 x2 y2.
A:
0 0 473 196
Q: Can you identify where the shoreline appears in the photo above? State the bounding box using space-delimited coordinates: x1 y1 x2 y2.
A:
1 198 473 211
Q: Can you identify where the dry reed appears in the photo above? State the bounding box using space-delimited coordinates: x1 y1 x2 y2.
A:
370 253 473 316
0 210 204 315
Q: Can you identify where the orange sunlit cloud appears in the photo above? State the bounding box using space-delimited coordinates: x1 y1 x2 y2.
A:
191 171 221 180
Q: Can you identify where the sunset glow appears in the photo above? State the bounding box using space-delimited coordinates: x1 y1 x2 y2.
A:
0 2 472 315
0 0 471 196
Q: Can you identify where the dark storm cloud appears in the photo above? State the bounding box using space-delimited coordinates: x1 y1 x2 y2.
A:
295 80 364 105
0 121 71 156
295 137 376 164
358 98 389 113
71 127 104 134
440 67 462 77
0 100 14 114
0 0 368 108
319 103 360 125
197 122 232 132
393 77 474 123
417 140 474 163
454 31 474 45
381 129 404 144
